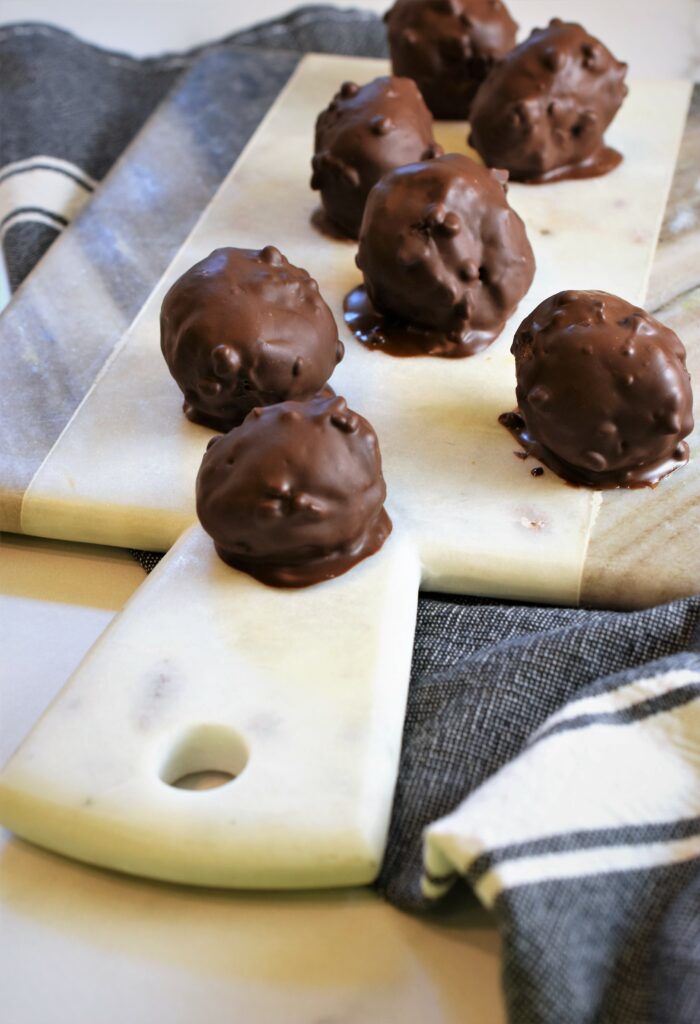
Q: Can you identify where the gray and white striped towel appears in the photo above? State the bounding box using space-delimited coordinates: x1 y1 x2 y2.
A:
379 595 700 1023
1 8 698 1023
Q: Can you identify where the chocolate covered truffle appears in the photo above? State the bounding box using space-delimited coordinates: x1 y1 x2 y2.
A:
385 0 518 119
500 290 694 488
311 76 442 239
196 395 392 587
469 19 628 183
346 152 535 357
161 246 343 432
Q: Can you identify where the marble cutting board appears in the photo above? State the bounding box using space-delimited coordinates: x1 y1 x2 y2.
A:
1 57 697 888
2 55 695 607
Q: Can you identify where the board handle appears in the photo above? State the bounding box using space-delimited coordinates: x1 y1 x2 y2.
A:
0 525 420 889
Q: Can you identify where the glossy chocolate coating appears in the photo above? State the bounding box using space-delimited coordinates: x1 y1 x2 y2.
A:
385 0 518 119
311 76 441 238
501 290 694 488
469 19 628 183
351 153 535 355
196 395 392 587
161 246 343 432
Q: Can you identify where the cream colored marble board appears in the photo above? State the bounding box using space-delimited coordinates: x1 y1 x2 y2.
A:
0 59 694 888
18 56 692 606
0 525 420 886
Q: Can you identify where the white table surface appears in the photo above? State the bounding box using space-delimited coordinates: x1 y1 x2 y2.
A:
0 2 695 1021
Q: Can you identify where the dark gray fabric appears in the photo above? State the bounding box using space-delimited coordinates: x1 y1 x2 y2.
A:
502 858 700 1024
2 10 698 1024
652 869 700 1024
0 25 180 180
0 8 386 282
378 597 700 908
3 220 59 290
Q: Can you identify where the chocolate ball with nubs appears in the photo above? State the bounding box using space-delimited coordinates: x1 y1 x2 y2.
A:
469 19 628 182
161 246 343 432
311 76 442 238
196 395 392 587
385 0 518 119
503 290 694 488
356 153 535 345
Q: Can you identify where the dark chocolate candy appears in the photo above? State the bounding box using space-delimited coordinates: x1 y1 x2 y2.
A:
469 19 628 183
385 0 518 119
348 152 535 356
196 395 392 587
311 75 441 239
501 290 694 488
161 246 343 432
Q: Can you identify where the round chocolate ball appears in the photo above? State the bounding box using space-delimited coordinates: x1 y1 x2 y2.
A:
385 0 518 119
196 395 392 587
311 76 442 239
469 19 628 183
160 246 343 432
505 290 694 488
355 152 535 343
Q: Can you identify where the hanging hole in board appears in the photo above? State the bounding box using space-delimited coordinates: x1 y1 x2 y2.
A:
171 770 235 791
160 724 249 792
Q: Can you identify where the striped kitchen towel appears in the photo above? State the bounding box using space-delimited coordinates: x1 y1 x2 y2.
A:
1 9 698 1024
379 594 700 1024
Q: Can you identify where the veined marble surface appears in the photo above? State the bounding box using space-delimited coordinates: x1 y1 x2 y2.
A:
5 56 692 608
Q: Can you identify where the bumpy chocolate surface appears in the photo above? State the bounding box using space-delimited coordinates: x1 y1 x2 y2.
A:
196 395 392 587
469 19 628 183
500 290 694 488
348 152 535 357
311 76 441 239
385 0 518 120
161 247 343 432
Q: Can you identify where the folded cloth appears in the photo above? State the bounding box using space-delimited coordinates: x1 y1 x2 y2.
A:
381 594 700 1023
1 9 698 1024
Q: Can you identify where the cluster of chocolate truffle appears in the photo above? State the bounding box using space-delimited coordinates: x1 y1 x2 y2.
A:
161 245 392 587
381 4 628 183
160 1 693 591
309 7 631 366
